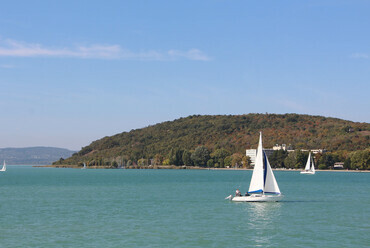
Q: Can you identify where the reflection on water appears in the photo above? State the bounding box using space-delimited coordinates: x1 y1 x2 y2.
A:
241 203 282 247
248 202 282 221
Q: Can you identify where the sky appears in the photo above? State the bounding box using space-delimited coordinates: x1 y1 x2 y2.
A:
0 0 369 150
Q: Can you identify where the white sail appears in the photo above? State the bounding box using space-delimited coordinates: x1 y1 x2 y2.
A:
304 152 311 171
310 155 315 172
0 161 6 172
248 132 264 193
301 152 315 174
263 152 281 194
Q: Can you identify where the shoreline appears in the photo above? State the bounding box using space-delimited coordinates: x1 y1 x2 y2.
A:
208 168 370 173
35 165 370 172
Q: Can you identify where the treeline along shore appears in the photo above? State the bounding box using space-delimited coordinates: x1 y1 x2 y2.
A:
44 164 370 172
52 114 370 170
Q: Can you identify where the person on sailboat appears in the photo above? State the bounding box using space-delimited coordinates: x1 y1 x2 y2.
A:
235 189 241 196
245 192 250 196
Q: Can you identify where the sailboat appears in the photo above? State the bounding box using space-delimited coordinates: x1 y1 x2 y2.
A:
0 161 6 172
227 132 283 202
300 152 315 174
81 162 87 169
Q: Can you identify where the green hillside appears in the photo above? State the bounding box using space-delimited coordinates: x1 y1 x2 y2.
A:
56 114 370 169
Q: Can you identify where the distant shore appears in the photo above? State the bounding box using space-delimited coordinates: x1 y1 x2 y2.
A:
209 168 370 172
35 164 370 172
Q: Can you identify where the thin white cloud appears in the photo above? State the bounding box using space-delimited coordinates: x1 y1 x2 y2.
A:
0 39 211 61
168 49 211 61
350 53 369 59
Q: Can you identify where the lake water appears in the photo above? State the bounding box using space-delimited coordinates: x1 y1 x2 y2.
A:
0 166 369 247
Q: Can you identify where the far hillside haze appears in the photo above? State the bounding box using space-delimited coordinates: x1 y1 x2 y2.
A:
0 147 76 165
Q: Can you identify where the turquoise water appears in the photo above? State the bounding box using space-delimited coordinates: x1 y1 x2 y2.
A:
0 166 369 247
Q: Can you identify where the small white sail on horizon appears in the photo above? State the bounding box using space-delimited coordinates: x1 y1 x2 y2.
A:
0 161 6 172
230 132 283 202
301 152 315 174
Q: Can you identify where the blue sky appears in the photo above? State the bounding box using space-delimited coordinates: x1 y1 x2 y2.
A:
0 0 369 150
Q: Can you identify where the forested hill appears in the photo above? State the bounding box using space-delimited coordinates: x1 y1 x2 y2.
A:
58 114 370 166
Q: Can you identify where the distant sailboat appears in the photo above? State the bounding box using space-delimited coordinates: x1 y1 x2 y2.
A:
227 132 283 202
301 152 315 174
82 163 87 169
0 161 6 172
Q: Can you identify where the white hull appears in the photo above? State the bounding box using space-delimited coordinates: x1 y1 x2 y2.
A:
300 170 315 174
231 194 283 202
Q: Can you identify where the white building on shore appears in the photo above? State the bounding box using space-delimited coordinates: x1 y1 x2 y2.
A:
301 149 326 154
273 144 293 151
246 148 275 166
246 143 325 166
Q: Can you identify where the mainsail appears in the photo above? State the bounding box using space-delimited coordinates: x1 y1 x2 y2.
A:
248 132 264 193
304 152 312 171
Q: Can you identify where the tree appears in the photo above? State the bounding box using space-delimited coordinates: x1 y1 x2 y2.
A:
343 157 351 170
176 149 184 165
138 158 147 167
242 155 252 168
318 163 327 170
98 157 103 166
111 161 118 168
207 159 214 168
284 151 297 169
231 153 243 168
318 153 335 169
224 156 233 168
153 154 164 165
168 149 177 165
295 150 308 169
182 150 192 166
162 158 170 165
54 157 64 165
211 148 231 168
191 146 210 166
168 148 184 166
269 150 288 168
349 149 370 170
